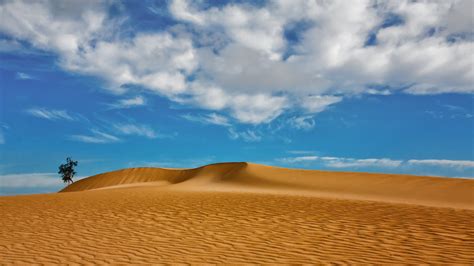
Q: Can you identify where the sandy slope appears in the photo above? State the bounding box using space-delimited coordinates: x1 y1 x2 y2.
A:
1 162 473 264
61 162 474 209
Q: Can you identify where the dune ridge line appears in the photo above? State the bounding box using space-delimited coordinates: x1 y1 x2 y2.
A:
60 162 474 209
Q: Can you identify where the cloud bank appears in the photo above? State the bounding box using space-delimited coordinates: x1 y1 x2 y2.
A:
1 0 472 125
278 155 474 174
0 173 60 188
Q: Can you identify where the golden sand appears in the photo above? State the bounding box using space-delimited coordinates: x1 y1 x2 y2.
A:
1 162 473 263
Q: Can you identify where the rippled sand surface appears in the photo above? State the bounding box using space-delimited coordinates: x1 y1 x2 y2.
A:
1 162 473 264
2 189 473 264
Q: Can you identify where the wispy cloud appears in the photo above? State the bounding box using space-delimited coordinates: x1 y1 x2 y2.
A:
425 103 473 120
407 159 474 169
279 156 319 163
0 172 86 194
278 155 474 171
321 157 403 168
15 72 34 80
108 96 146 109
442 104 466 112
0 39 22 53
182 113 231 126
300 96 342 113
278 155 403 168
70 130 120 144
113 123 158 139
26 108 75 121
0 130 4 144
0 173 60 188
287 150 316 155
288 115 315 130
128 157 216 169
228 128 261 142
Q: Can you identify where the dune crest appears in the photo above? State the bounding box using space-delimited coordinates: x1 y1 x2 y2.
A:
3 162 473 263
60 162 474 209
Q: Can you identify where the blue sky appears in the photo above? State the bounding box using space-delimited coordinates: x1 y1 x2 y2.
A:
0 0 473 195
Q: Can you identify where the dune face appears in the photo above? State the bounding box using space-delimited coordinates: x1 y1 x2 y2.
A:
2 162 473 264
61 162 474 209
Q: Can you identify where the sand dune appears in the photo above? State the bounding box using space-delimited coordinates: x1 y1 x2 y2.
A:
1 162 473 264
61 162 474 209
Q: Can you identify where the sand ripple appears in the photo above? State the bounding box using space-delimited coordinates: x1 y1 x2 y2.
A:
1 188 473 264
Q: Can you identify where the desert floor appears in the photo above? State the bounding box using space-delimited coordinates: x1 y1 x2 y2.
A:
1 163 473 264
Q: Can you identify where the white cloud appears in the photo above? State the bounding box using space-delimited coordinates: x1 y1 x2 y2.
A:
278 155 402 168
182 113 230 126
279 155 474 170
407 159 474 169
70 129 120 144
300 96 342 113
169 0 473 101
321 157 403 168
26 108 75 121
113 123 158 139
109 96 146 109
170 0 286 60
229 94 287 124
0 172 86 189
1 0 473 125
180 83 289 124
0 173 59 188
0 130 4 144
288 115 315 130
205 113 230 126
278 156 319 163
228 128 261 142
67 33 196 95
15 72 34 80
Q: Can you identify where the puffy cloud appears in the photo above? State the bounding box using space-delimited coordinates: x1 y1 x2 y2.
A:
229 94 287 124
26 108 75 121
170 0 286 60
0 0 108 53
1 0 472 126
182 82 288 124
170 0 473 122
300 96 342 113
64 33 197 95
171 0 473 93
